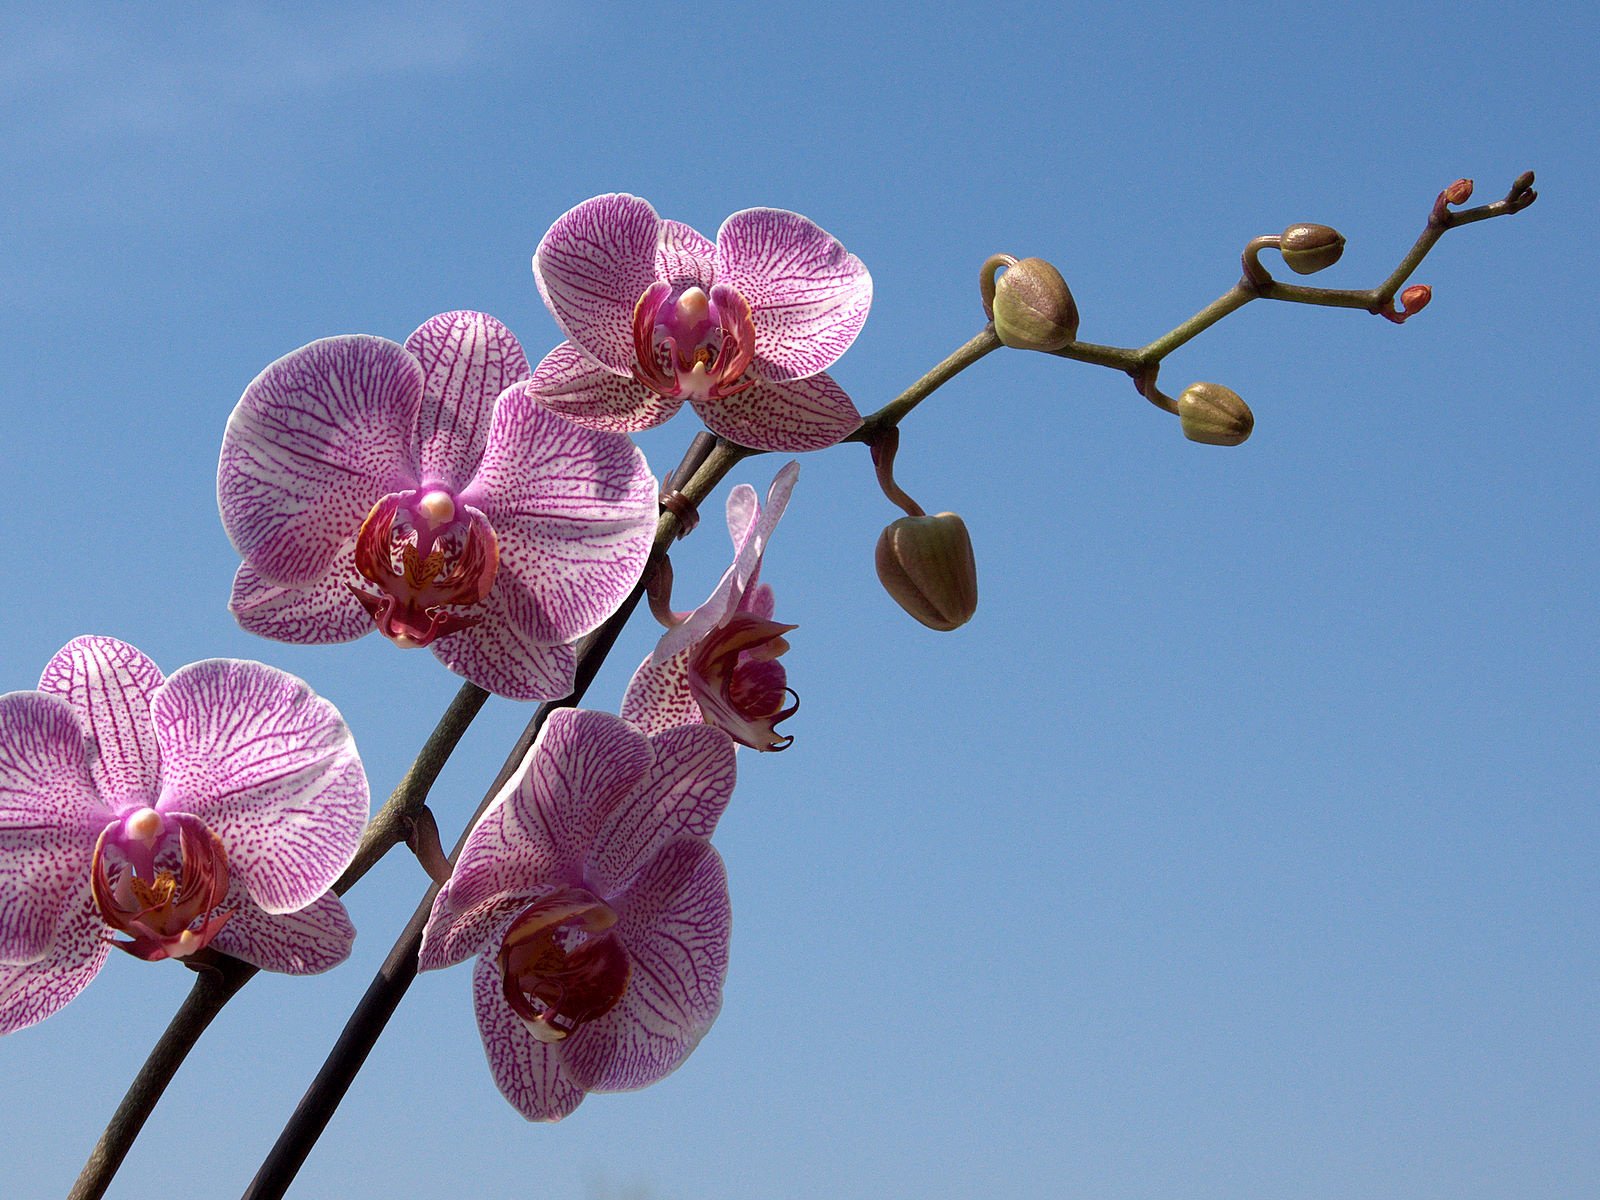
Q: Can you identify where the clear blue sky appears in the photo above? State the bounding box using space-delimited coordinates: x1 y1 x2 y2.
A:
2 3 1595 1197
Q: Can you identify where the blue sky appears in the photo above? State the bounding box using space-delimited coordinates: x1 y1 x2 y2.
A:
2 3 1595 1197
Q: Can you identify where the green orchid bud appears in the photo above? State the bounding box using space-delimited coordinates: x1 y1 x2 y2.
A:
875 513 979 631
1177 382 1253 447
1278 224 1346 275
987 256 1079 351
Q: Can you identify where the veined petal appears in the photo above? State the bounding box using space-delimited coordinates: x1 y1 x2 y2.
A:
714 208 872 381
229 558 372 645
428 582 579 701
37 636 164 812
696 372 861 453
619 651 700 737
534 193 663 376
150 660 367 914
529 342 684 434
560 837 729 1092
0 893 110 1035
219 335 422 587
0 692 108 963
406 311 530 491
591 726 735 895
419 888 536 973
210 890 355 975
462 384 657 645
473 951 587 1120
655 220 716 290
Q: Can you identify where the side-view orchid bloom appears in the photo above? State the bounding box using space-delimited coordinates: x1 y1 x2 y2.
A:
622 462 799 751
419 708 734 1121
0 636 368 1035
218 310 659 700
531 194 871 453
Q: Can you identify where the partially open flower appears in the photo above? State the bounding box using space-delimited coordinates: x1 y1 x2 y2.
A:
1176 381 1254 446
622 464 801 750
875 513 979 631
419 710 735 1120
0 637 368 1034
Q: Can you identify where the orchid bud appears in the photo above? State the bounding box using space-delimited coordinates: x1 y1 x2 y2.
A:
991 257 1079 351
1177 382 1253 447
875 513 979 631
1278 224 1345 275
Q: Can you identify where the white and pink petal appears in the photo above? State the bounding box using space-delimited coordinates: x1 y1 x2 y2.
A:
219 335 422 588
561 837 730 1092
0 691 109 964
462 386 657 645
37 635 165 812
406 311 530 491
150 660 367 914
655 220 716 290
527 344 684 434
429 582 579 701
211 889 355 975
619 650 700 737
714 208 872 382
0 894 110 1035
591 726 735 895
229 559 373 645
534 194 663 376
696 372 860 453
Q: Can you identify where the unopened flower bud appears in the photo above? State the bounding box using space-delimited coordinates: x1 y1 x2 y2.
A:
875 513 978 631
1177 382 1253 447
1278 224 1346 275
990 257 1079 351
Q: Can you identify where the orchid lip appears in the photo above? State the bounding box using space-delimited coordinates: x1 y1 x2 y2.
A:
497 887 630 1043
349 488 501 647
90 814 234 962
631 281 758 404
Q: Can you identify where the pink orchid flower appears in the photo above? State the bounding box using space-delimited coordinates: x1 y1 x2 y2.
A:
622 463 800 751
218 311 659 701
0 637 368 1035
530 195 871 452
419 708 734 1121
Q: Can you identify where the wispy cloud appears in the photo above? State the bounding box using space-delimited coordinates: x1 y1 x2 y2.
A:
2 3 490 136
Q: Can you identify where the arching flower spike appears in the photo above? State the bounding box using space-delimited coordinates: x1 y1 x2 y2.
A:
531 195 871 452
622 463 800 750
419 709 735 1120
0 637 368 1034
218 311 659 701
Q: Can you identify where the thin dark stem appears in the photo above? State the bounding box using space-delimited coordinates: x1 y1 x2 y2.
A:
67 958 258 1200
240 438 751 1200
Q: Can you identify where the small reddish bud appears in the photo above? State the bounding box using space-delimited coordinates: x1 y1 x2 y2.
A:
875 513 979 632
986 256 1080 351
1378 284 1432 324
1444 178 1474 205
1176 382 1254 447
1278 224 1346 275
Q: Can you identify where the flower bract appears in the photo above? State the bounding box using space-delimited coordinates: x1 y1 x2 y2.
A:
531 195 871 452
0 636 368 1034
418 709 735 1120
622 463 800 750
218 311 659 700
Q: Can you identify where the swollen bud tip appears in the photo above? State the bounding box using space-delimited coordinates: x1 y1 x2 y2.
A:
1177 382 1254 447
988 256 1079 351
1278 224 1346 275
875 513 979 631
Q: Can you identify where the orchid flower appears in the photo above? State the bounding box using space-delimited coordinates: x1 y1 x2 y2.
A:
530 195 871 453
0 637 368 1035
622 462 799 751
419 708 734 1121
218 310 659 701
